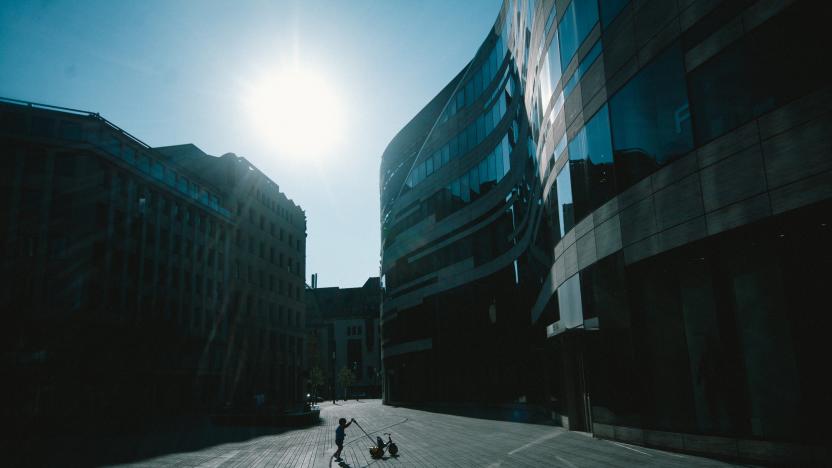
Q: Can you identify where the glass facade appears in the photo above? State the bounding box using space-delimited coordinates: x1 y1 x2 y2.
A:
599 0 628 27
441 34 509 122
406 81 511 190
558 0 599 71
538 34 562 115
567 105 613 222
382 1 832 460
687 1 829 144
584 203 832 441
562 39 601 98
555 162 573 237
609 43 692 191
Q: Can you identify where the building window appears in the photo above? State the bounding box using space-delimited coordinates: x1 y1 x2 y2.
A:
538 36 562 116
568 105 614 223
556 157 575 237
600 0 628 29
609 43 692 191
558 0 599 72
687 2 828 145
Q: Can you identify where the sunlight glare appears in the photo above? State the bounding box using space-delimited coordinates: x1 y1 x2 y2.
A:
245 67 343 162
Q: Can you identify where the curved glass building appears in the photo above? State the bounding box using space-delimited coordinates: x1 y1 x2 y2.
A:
381 0 831 463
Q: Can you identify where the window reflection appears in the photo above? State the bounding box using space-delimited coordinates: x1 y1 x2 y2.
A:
569 106 614 223
558 0 599 72
538 34 562 113
543 3 557 38
447 134 512 207
385 133 515 248
687 2 827 145
407 81 511 190
441 33 508 122
609 43 692 191
556 163 574 237
600 0 628 28
563 39 602 98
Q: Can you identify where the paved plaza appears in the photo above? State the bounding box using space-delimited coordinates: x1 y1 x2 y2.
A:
64 400 749 468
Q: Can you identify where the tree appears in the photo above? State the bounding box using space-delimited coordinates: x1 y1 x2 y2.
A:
337 366 356 401
309 366 325 400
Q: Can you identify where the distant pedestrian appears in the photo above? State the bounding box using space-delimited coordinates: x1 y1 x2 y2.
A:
332 417 354 461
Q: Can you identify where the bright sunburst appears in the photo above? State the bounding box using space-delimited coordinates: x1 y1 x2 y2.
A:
244 67 343 161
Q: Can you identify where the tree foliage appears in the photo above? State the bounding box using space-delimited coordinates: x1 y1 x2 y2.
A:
337 366 355 389
309 366 325 394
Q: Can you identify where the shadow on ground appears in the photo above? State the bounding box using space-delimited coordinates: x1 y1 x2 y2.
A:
389 402 557 426
3 415 323 467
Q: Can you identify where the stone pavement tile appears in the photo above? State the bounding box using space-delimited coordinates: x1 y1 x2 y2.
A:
106 400 746 468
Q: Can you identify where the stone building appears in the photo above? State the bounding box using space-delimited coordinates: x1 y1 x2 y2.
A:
306 277 381 400
0 97 306 430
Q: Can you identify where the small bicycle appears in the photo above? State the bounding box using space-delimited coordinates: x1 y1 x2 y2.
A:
353 420 400 459
384 433 399 456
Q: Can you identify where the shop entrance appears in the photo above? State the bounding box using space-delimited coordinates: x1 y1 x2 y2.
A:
550 330 597 433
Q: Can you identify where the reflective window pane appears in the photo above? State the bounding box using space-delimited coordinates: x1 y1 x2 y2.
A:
502 136 511 173
558 0 599 72
569 105 614 222
539 35 562 113
469 166 480 195
556 163 574 237
460 172 470 202
495 144 505 177
600 0 628 28
479 159 488 186
610 43 692 191
688 2 827 145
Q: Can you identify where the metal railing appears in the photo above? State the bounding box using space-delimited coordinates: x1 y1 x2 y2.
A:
0 96 154 151
0 96 232 219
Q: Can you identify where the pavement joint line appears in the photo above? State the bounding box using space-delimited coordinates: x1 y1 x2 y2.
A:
555 455 579 468
608 440 653 457
643 444 688 459
507 429 565 455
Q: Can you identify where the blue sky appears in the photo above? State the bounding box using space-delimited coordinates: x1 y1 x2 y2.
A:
0 0 501 288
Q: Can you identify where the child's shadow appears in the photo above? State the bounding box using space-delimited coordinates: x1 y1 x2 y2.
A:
337 461 353 468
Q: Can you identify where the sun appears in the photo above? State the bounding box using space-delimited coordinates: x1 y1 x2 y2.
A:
244 67 343 161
